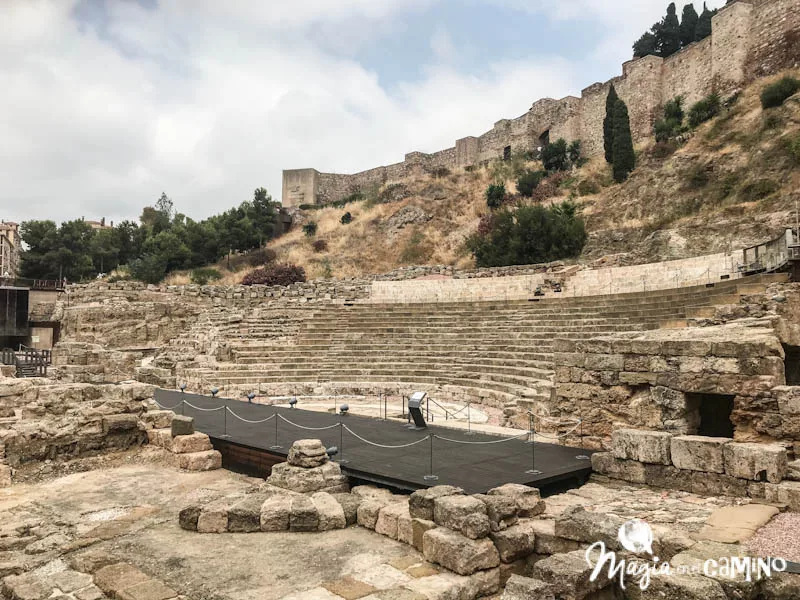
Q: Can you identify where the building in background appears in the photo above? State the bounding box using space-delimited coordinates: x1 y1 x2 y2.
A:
0 221 20 279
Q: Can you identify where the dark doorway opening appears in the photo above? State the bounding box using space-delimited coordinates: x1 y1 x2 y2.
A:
783 344 800 385
691 393 735 438
503 146 511 161
539 130 550 147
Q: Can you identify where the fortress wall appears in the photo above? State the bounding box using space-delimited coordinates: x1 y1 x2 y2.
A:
284 0 797 206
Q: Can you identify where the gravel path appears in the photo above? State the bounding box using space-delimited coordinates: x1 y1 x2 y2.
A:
746 512 800 562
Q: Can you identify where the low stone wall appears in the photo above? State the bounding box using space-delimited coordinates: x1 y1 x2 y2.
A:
548 324 786 448
592 428 800 508
52 342 150 383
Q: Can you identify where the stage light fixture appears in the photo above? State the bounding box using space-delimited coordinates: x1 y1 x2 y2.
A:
340 404 349 415
211 388 219 397
247 392 256 403
289 397 298 408
408 391 427 430
326 446 339 458
179 383 187 392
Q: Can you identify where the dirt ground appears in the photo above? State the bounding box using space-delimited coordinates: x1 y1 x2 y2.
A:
0 450 419 600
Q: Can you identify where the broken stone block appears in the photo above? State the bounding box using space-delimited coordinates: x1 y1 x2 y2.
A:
527 519 582 555
351 485 395 502
766 480 800 510
260 496 291 531
197 506 228 533
171 432 212 454
490 521 537 563
312 492 347 531
50 571 94 594
590 452 646 483
411 518 437 552
624 572 727 599
93 563 150 597
403 568 499 600
102 414 139 433
502 575 554 600
532 550 612 600
487 484 545 517
671 435 731 473
0 464 11 487
170 415 194 437
141 410 173 429
331 493 361 526
723 442 788 484
228 495 268 533
118 579 177 600
357 499 389 530
2 573 50 600
397 510 414 546
375 501 410 540
474 493 519 532
177 450 221 471
178 505 201 531
433 495 490 539
289 496 319 532
422 527 500 576
287 439 329 468
408 485 463 520
554 506 624 550
611 428 672 465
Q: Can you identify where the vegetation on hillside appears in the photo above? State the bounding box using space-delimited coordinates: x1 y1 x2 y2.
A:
633 2 717 58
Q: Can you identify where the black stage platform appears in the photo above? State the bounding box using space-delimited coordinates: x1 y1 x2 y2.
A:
156 390 593 494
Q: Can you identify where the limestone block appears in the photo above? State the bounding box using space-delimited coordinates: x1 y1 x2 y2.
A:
50 570 94 594
411 519 437 552
611 429 672 465
178 505 201 531
767 481 800 510
351 485 395 502
527 519 583 555
171 432 212 454
403 568 500 600
502 575 554 600
117 579 177 600
487 484 545 518
787 459 800 481
408 485 463 520
287 439 329 468
474 493 519 532
228 495 268 533
357 499 389 530
289 496 319 532
102 414 139 433
171 415 194 437
590 452 647 484
554 506 623 550
670 435 731 473
433 495 490 539
312 492 347 531
2 573 50 600
141 410 173 430
422 528 500 576
489 521 537 563
197 506 228 533
268 463 327 493
723 442 788 483
177 450 221 471
375 501 410 540
397 510 414 546
532 550 612 600
624 572 727 600
331 493 361 526
0 464 11 488
260 496 291 532
146 429 172 450
93 563 151 597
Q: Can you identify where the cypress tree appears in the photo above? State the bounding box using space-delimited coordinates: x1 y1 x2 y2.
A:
633 31 658 57
695 3 713 41
679 4 699 47
612 100 636 183
658 3 682 57
603 85 619 164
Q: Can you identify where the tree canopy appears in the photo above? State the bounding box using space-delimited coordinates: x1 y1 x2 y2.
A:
633 2 717 58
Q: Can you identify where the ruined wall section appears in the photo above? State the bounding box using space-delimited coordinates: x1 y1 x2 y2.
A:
285 0 798 207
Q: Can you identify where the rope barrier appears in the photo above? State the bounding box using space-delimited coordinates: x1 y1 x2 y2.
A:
226 407 276 424
278 414 341 431
153 399 184 411
343 425 430 449
183 401 226 412
530 420 584 440
433 431 531 445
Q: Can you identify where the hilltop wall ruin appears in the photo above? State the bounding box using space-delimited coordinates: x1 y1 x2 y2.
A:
282 0 800 207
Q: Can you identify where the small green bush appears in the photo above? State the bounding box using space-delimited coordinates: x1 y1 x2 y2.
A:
760 77 800 109
577 179 601 196
241 263 306 286
486 183 507 209
739 178 779 202
688 93 721 128
302 222 318 237
517 170 546 197
311 239 328 253
340 212 353 225
190 267 223 285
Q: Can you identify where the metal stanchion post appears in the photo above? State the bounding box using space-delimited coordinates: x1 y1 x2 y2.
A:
270 408 281 449
526 414 541 475
221 398 230 439
339 422 349 464
466 403 473 436
424 435 438 481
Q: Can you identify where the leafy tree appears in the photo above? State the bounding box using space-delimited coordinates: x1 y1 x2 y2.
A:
486 183 507 209
633 31 658 58
654 96 685 142
680 4 699 47
90 228 119 273
567 140 582 166
612 100 636 183
695 3 713 41
604 86 619 163
466 202 587 267
542 139 570 172
658 3 682 57
128 253 167 284
517 170 545 198
190 267 222 285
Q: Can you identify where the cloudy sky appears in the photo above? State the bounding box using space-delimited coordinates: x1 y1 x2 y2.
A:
1 0 724 225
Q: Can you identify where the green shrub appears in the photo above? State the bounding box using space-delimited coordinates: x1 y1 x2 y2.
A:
466 202 586 267
241 263 306 286
650 141 678 158
686 165 710 189
190 267 223 285
311 239 328 253
739 178 780 202
542 139 570 172
517 170 546 197
577 179 601 196
340 212 353 225
128 254 167 284
760 77 800 109
302 222 318 237
486 183 507 209
688 93 721 128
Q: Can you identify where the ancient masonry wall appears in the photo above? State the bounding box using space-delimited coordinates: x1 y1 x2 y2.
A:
282 0 800 207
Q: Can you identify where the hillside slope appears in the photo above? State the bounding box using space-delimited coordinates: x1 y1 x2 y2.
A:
267 71 800 280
